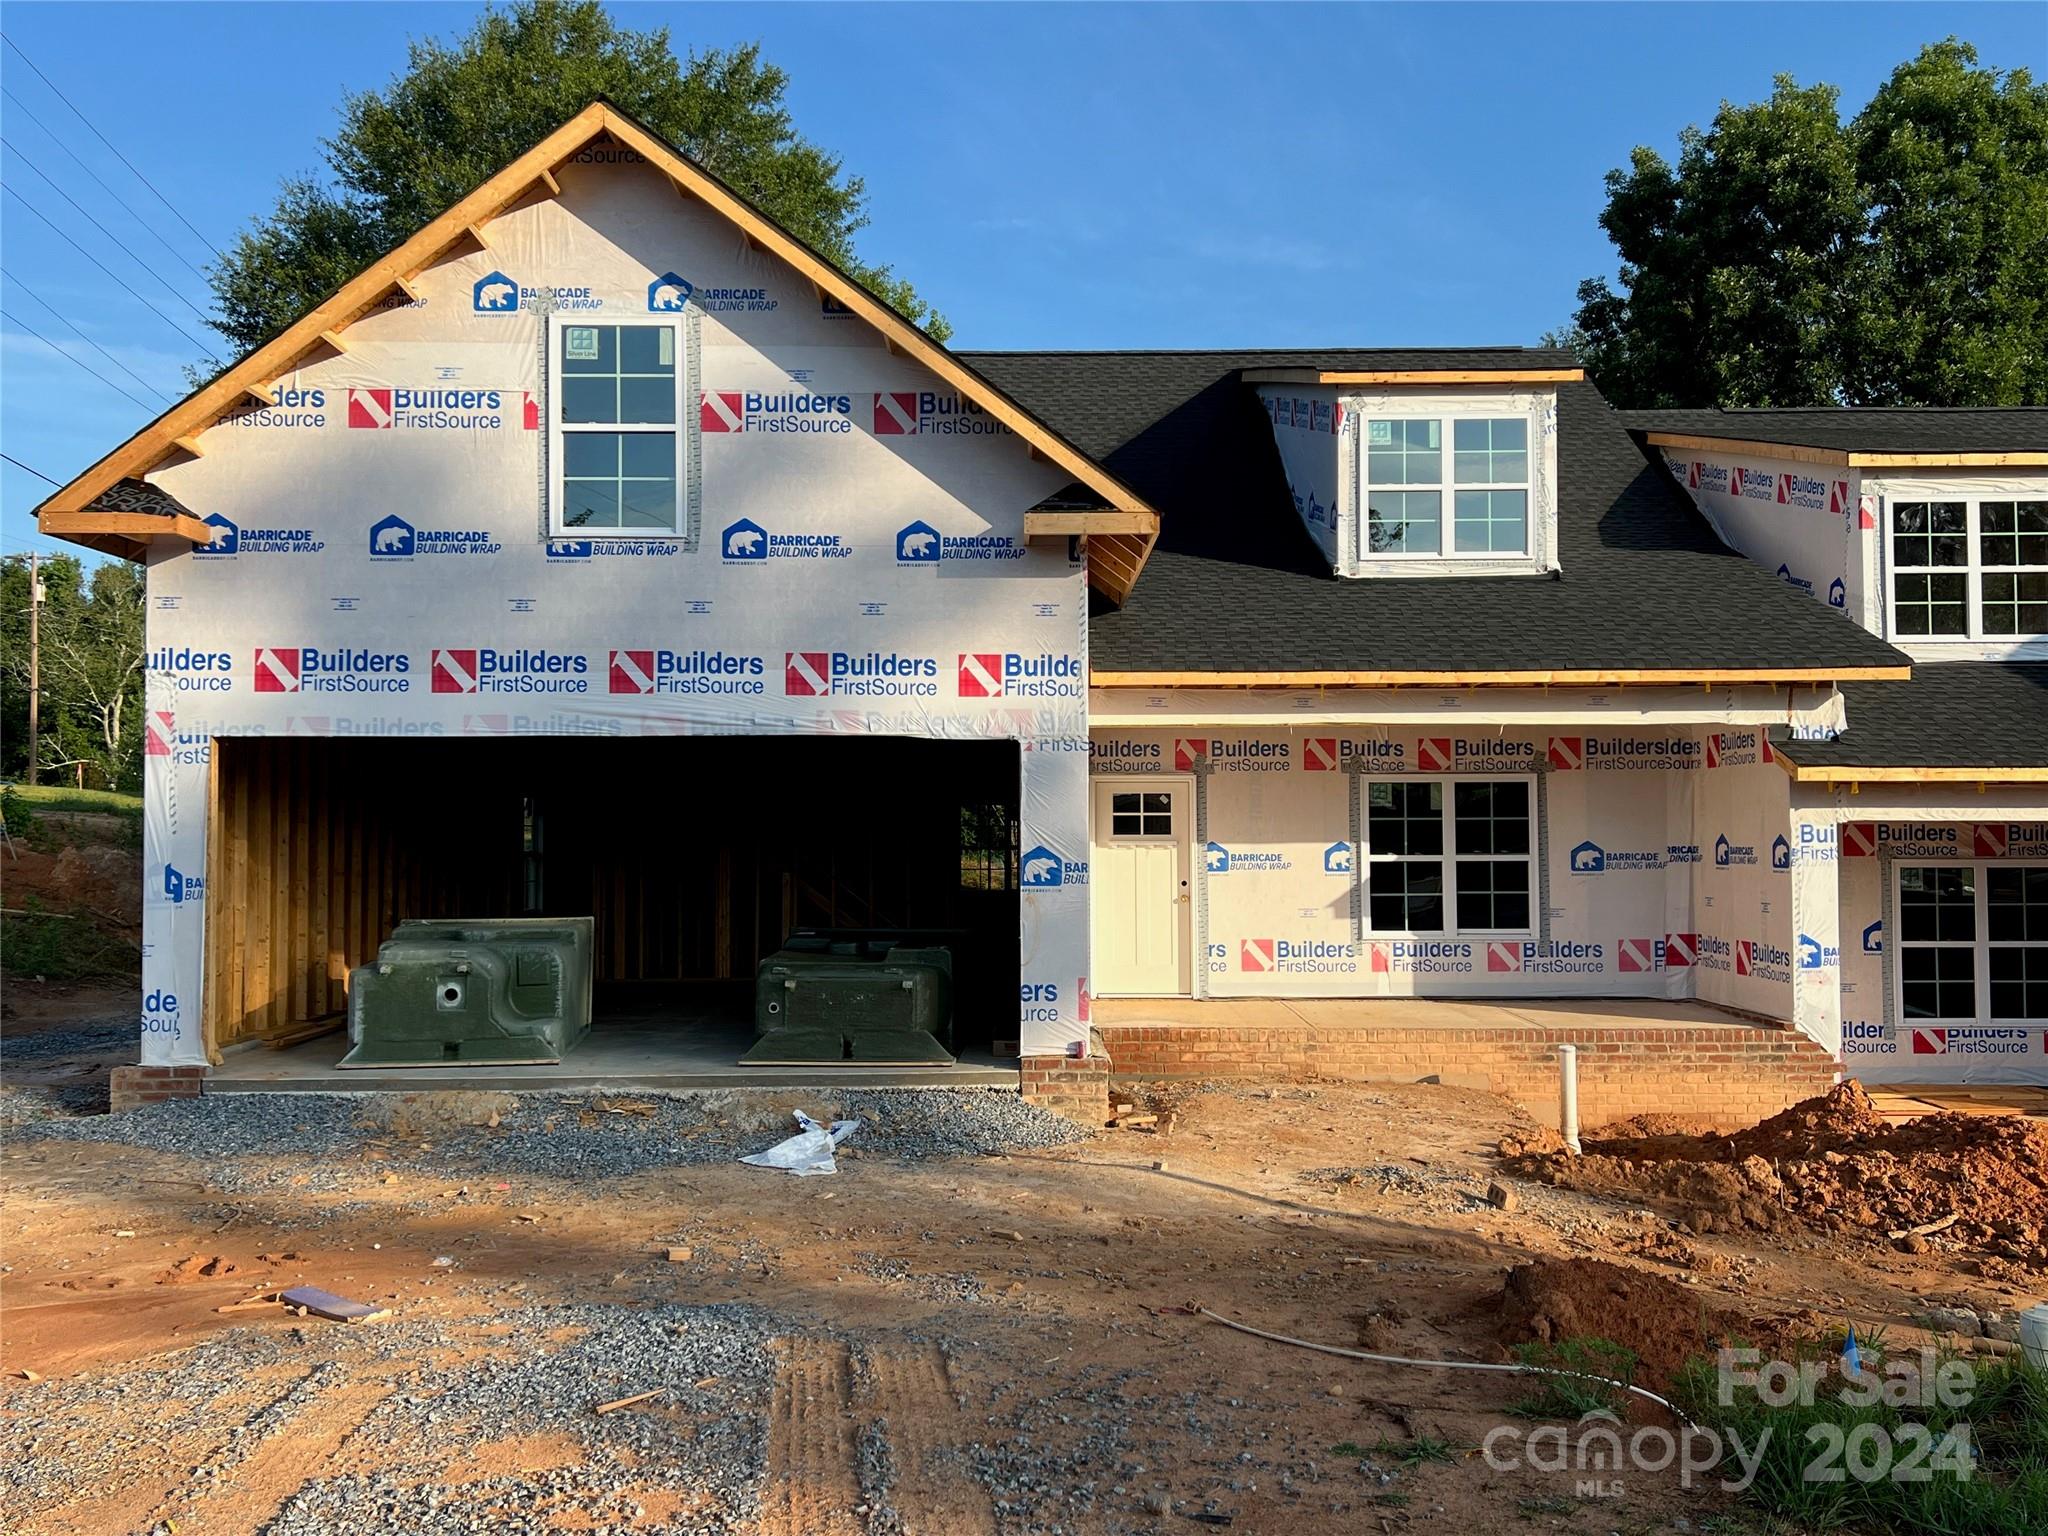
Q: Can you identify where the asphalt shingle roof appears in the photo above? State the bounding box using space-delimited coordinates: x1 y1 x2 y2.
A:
1776 662 2048 770
960 349 1911 675
1621 408 2048 456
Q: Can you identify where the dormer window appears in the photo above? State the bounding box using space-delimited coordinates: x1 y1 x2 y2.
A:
1365 414 1531 558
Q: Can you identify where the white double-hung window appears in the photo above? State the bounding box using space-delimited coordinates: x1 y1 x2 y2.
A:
1365 414 1532 558
1889 496 2048 640
549 317 685 535
1364 777 1534 936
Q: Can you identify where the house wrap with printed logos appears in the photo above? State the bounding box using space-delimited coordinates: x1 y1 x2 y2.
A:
37 102 2048 1111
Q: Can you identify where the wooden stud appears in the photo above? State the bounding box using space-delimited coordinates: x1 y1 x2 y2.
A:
317 329 352 356
171 434 207 458
538 166 562 196
244 382 278 408
466 221 493 251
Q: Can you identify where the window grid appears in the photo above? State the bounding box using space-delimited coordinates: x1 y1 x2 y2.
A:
1888 499 2048 641
1364 776 1534 937
1895 863 2048 1027
1108 790 1174 838
1364 414 1532 560
550 316 684 536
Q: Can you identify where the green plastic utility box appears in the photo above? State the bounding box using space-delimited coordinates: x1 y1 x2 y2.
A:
742 929 955 1066
339 916 594 1068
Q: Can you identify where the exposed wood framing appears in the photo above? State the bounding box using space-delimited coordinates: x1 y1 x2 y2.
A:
318 329 353 355
170 435 206 458
1645 431 2048 471
38 509 214 562
1774 759 2048 785
1023 510 1158 538
1090 666 1913 688
538 166 562 195
35 101 1160 599
1240 368 1584 386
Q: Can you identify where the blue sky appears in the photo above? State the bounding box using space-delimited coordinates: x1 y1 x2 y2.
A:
4 1 2041 564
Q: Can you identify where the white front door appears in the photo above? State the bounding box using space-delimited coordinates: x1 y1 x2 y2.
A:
1091 777 1192 996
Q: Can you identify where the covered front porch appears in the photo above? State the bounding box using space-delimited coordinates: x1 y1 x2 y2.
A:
1090 994 1840 1131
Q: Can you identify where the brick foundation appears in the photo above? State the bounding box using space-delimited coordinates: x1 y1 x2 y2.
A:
109 1065 209 1112
1093 1021 1840 1132
1019 1052 1112 1121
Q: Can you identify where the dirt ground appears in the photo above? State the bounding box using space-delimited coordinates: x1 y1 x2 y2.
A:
5 1042 2044 1536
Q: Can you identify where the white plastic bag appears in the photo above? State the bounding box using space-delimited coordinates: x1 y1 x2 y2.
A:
739 1110 861 1176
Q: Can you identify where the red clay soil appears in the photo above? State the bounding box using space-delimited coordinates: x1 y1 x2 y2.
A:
1495 1258 1746 1391
1503 1084 2048 1270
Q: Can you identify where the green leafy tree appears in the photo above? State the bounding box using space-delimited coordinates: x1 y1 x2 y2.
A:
209 0 946 360
1558 41 2047 407
0 554 146 791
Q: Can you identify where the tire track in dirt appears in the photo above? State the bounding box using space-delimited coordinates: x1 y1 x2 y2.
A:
760 1337 863 1536
139 1368 397 1536
859 1344 995 1536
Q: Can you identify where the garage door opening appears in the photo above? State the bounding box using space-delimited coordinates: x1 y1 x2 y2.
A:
203 736 1022 1075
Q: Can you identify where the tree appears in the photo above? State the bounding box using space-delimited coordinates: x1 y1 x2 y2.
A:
0 554 146 791
209 0 947 360
1558 41 2048 407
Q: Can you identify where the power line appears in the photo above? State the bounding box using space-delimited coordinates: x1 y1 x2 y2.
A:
1 452 63 488
2 304 157 411
0 32 223 260
1 86 213 286
2 265 174 401
3 137 216 325
2 182 217 356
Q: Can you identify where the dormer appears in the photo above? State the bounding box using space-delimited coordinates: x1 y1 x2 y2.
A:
1247 364 1580 579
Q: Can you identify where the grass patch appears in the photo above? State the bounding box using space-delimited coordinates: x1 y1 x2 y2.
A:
1370 1433 1460 1467
1669 1337 2048 1535
4 784 143 816
1369 1491 1411 1507
1507 1337 1640 1419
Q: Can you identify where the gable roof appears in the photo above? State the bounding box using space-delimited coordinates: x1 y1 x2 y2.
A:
1623 407 2048 468
960 349 1912 683
34 100 1160 592
1774 662 2048 782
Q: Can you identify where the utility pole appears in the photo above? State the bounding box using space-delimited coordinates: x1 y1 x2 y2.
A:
25 551 41 785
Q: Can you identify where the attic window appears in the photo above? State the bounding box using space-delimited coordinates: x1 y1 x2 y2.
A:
549 316 685 534
1365 415 1531 558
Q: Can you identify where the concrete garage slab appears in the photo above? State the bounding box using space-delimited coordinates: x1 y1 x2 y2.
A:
208 1013 1018 1094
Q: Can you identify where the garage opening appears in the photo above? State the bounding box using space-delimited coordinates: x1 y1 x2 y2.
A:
202 736 1021 1069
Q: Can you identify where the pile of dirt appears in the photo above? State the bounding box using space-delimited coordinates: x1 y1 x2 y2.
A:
1495 1258 1745 1390
1504 1084 2048 1270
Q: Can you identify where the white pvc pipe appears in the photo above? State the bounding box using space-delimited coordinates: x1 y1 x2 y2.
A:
1558 1043 1582 1154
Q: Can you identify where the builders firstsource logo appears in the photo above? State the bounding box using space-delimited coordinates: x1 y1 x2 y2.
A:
1237 938 1359 975
220 387 327 429
253 647 411 694
1732 466 1775 501
144 710 209 766
784 651 939 698
1911 1027 2042 1058
192 512 324 558
1486 940 1605 975
146 647 234 692
346 387 531 431
1686 460 1729 495
1367 941 1472 976
700 390 854 434
872 392 1013 437
1777 471 1830 512
430 648 589 694
607 649 765 696
368 514 502 559
895 520 1025 563
957 653 1083 699
1549 735 1702 771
